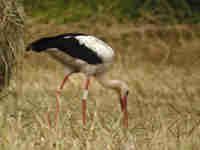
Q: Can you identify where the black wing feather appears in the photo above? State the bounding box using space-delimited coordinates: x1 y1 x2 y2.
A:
27 33 103 65
53 37 103 64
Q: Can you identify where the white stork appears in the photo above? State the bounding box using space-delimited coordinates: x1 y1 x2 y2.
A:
26 33 129 128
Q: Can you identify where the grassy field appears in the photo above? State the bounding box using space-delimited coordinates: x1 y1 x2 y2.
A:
1 17 200 149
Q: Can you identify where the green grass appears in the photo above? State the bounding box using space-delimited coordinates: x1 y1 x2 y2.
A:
24 0 200 24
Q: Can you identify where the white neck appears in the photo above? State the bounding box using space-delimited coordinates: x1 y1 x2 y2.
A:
96 73 128 96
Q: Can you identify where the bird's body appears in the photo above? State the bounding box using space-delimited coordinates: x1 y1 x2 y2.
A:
26 33 129 127
27 33 114 76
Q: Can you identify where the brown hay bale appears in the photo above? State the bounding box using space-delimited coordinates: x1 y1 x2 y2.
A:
0 0 24 93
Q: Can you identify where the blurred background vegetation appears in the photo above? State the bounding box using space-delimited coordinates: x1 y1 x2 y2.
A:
0 0 24 93
24 0 200 24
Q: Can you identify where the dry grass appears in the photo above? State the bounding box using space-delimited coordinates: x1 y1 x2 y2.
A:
1 19 200 149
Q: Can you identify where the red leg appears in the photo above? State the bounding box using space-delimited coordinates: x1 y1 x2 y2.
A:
47 73 72 128
120 93 128 128
82 78 90 125
120 96 124 112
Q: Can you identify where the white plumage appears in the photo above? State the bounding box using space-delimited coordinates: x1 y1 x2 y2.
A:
72 35 115 62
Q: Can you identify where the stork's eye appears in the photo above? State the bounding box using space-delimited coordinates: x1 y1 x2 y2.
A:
125 90 129 97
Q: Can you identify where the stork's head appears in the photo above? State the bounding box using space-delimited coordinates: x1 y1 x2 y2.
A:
118 81 129 107
120 87 129 102
116 80 129 128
